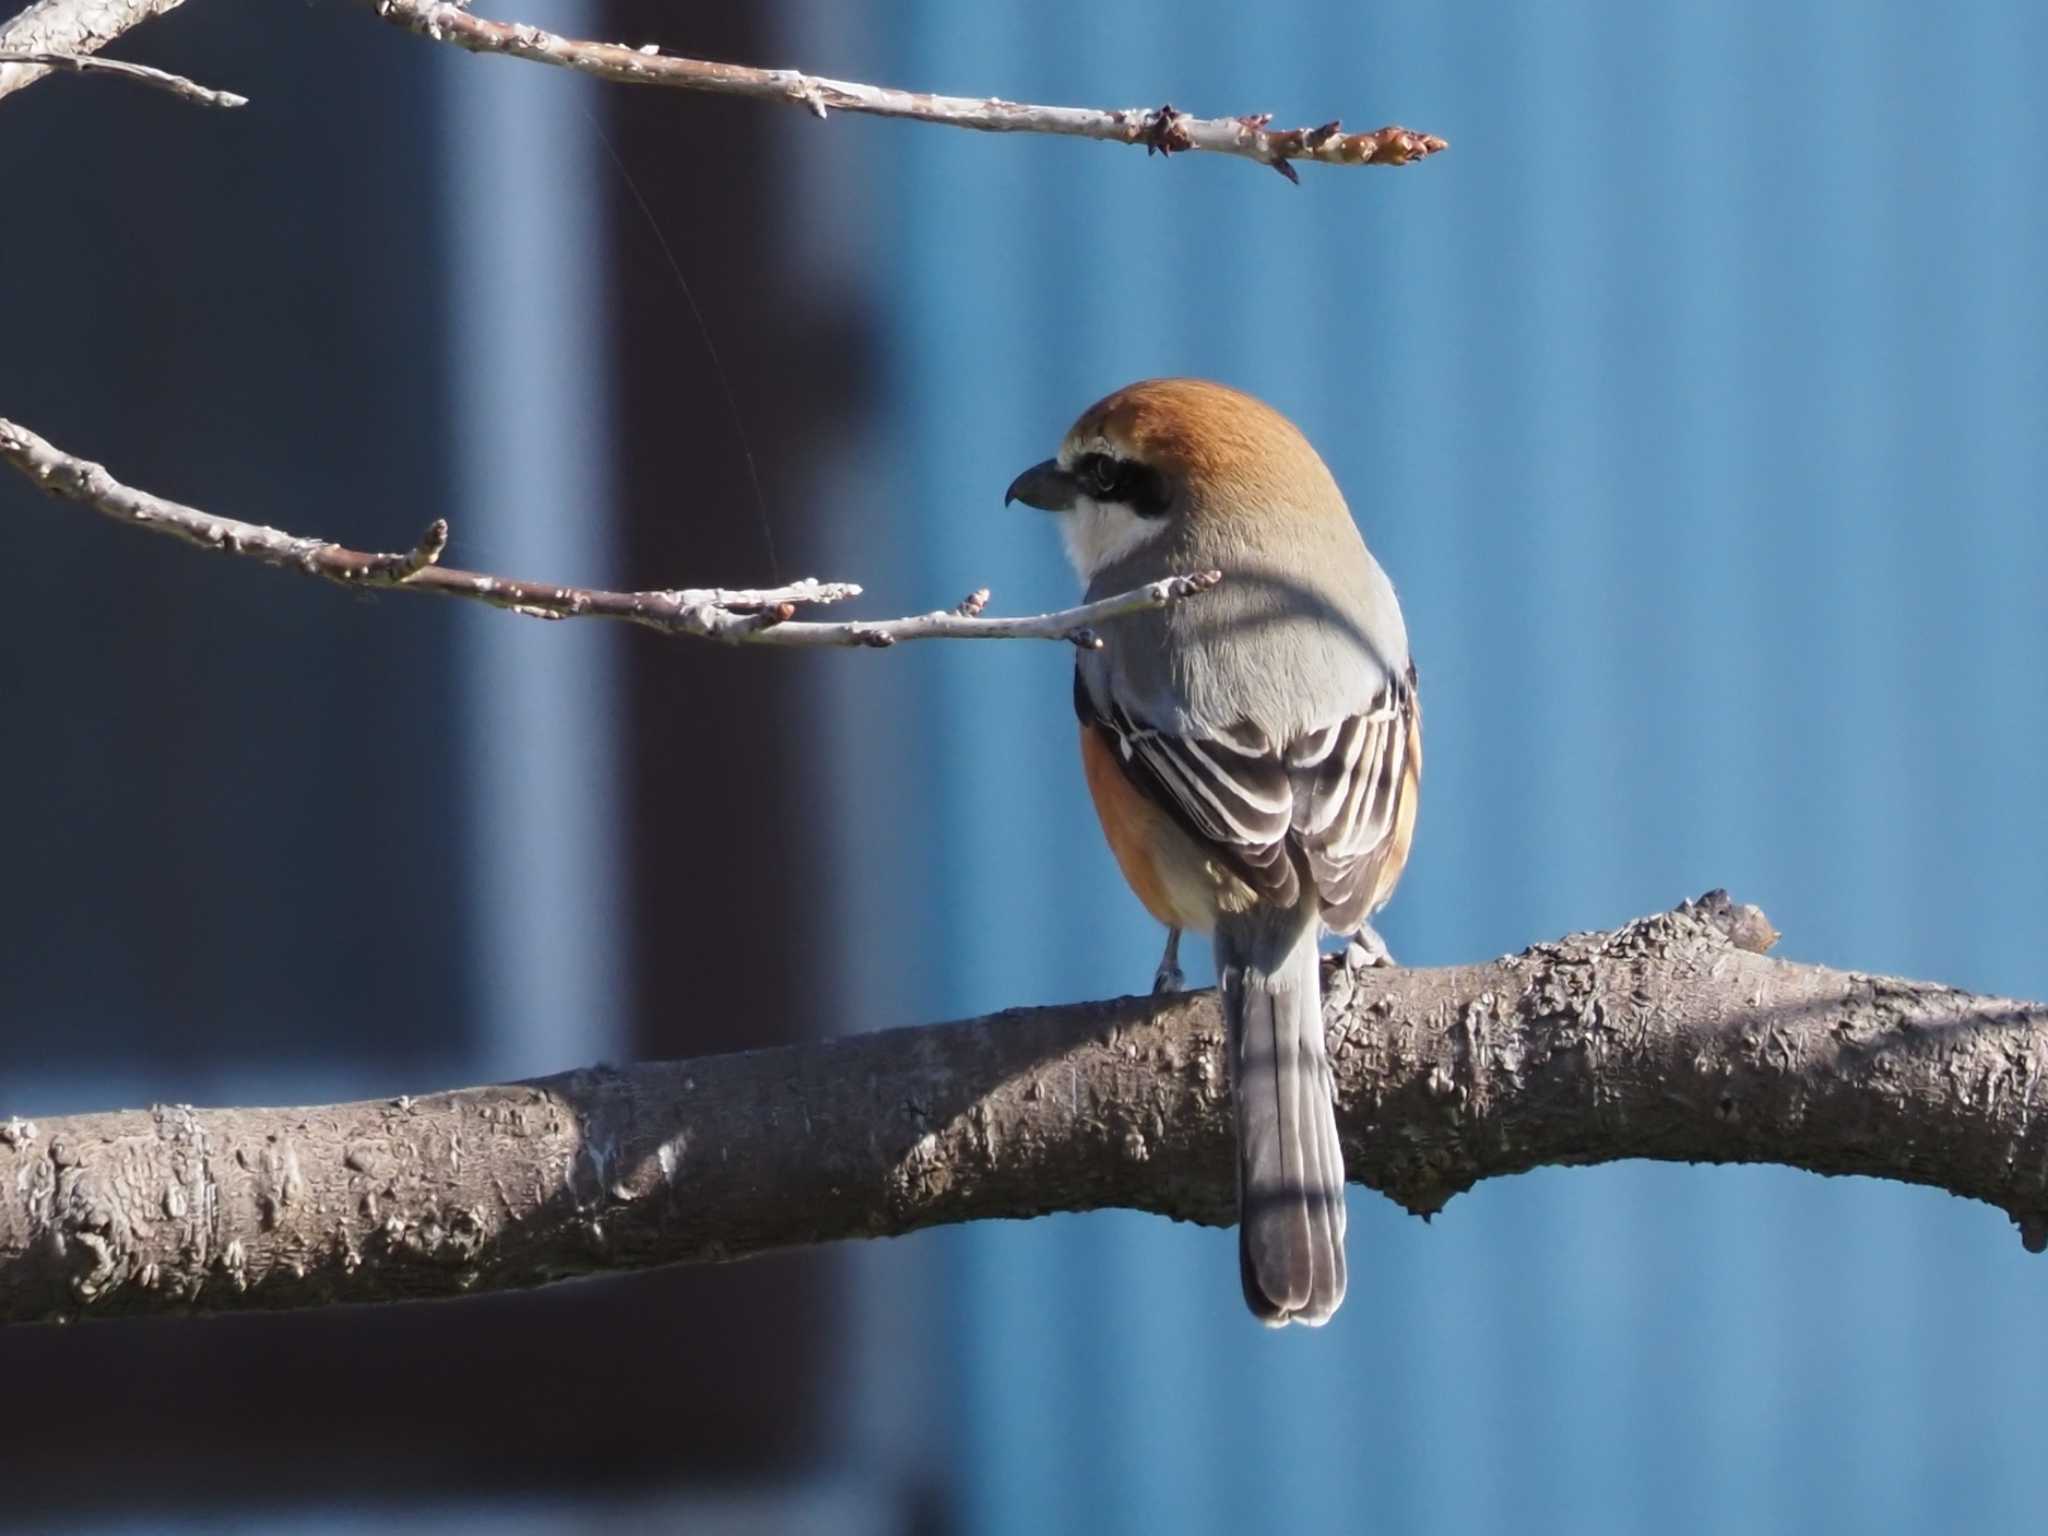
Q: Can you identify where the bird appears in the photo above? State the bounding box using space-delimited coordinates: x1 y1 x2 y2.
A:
1005 378 1420 1326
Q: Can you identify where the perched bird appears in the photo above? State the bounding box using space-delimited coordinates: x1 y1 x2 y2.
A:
1006 379 1420 1326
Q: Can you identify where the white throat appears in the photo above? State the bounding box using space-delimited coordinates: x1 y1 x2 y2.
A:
1058 495 1169 585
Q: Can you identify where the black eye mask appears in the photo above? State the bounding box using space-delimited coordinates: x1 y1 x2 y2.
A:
1073 451 1173 519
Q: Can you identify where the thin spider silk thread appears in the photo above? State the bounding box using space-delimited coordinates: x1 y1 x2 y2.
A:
586 105 781 583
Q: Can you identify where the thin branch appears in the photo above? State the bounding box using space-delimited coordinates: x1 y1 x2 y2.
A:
0 47 242 106
6 892 2047 1324
0 416 1220 650
0 0 187 102
362 0 1446 181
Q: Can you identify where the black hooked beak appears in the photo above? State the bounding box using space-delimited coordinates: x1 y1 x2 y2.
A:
1004 458 1078 512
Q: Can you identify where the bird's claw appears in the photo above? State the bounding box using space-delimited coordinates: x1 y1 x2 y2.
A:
1152 927 1185 995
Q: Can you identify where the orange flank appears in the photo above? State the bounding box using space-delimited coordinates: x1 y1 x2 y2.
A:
1078 722 1185 930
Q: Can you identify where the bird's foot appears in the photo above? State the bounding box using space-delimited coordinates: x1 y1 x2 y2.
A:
1152 927 1185 995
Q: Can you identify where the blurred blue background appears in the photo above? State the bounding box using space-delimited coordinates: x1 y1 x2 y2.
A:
817 2 2048 1532
4 0 2047 1530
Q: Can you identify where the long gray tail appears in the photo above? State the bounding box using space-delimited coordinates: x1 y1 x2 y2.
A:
1217 919 1346 1326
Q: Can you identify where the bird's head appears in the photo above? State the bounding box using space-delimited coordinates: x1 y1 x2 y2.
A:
1004 378 1346 585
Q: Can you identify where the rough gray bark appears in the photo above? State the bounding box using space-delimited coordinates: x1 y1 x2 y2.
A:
5 892 2045 1326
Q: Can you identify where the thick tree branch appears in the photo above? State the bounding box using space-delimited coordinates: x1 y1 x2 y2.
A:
0 47 242 107
362 0 1446 182
6 892 2046 1325
0 416 1220 650
0 0 185 101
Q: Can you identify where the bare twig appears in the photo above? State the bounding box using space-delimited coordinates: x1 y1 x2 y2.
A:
362 0 1446 180
0 47 243 106
0 416 1220 650
0 0 188 102
6 893 2046 1324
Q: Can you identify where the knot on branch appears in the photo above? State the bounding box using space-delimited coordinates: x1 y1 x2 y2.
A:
1523 890 1780 968
1626 889 1777 957
1142 103 1193 156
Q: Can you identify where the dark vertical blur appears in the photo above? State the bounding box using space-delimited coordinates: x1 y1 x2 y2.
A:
0 0 874 1519
583 0 871 1484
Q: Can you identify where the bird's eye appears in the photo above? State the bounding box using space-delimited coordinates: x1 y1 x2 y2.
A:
1075 452 1171 518
1080 453 1123 499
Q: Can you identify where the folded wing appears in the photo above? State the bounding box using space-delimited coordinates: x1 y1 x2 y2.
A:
1075 663 1421 927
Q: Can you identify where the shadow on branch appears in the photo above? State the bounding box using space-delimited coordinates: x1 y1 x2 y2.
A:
5 891 2045 1325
